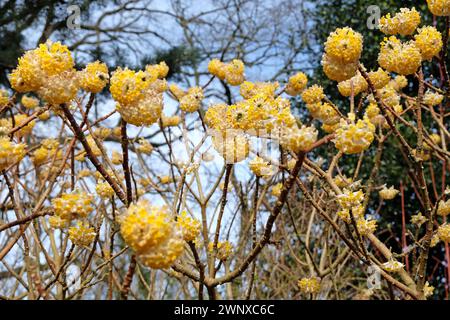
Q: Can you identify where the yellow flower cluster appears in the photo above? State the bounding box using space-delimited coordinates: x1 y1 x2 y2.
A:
414 26 443 61
379 8 421 36
322 28 363 82
337 189 364 209
423 90 444 107
180 86 204 113
21 95 39 109
208 59 245 86
356 218 377 236
110 67 164 126
240 81 278 99
297 277 321 294
301 85 325 104
120 200 184 269
51 191 94 224
0 89 9 107
334 117 375 154
0 114 35 138
280 125 318 153
249 156 273 178
285 72 308 96
337 205 364 224
437 224 450 242
271 182 283 197
33 138 61 166
378 36 422 75
368 68 390 89
411 212 427 227
208 240 233 261
382 259 404 272
79 61 109 93
337 72 368 97
177 211 201 242
426 0 450 16
68 221 96 247
96 181 115 199
9 41 79 105
379 186 399 200
437 200 450 217
0 137 26 171
136 138 153 154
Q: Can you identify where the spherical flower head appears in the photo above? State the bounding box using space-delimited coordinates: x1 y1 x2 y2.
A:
321 54 359 82
208 59 226 80
93 127 111 140
423 90 444 107
271 182 283 197
120 200 175 254
160 175 173 184
280 125 318 153
21 95 39 109
337 72 368 97
301 85 325 104
79 61 109 93
379 185 399 200
161 115 181 128
368 68 390 89
116 87 163 126
36 41 74 77
437 199 450 217
337 205 365 224
426 0 450 16
0 137 26 171
48 215 70 229
111 150 123 165
317 102 340 125
96 181 115 199
208 241 233 261
337 189 364 209
382 259 404 272
110 68 149 106
68 221 96 247
389 75 408 92
378 36 422 75
177 211 201 242
334 117 375 154
249 156 273 178
38 70 79 105
224 59 245 86
411 212 428 227
136 138 153 154
240 81 278 99
139 235 184 269
324 27 363 64
9 51 43 92
0 89 9 107
297 277 320 294
180 86 204 113
212 133 249 163
437 224 450 242
52 191 94 221
205 104 231 131
414 26 443 61
356 218 377 236
285 72 308 96
145 61 169 80
380 8 421 36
